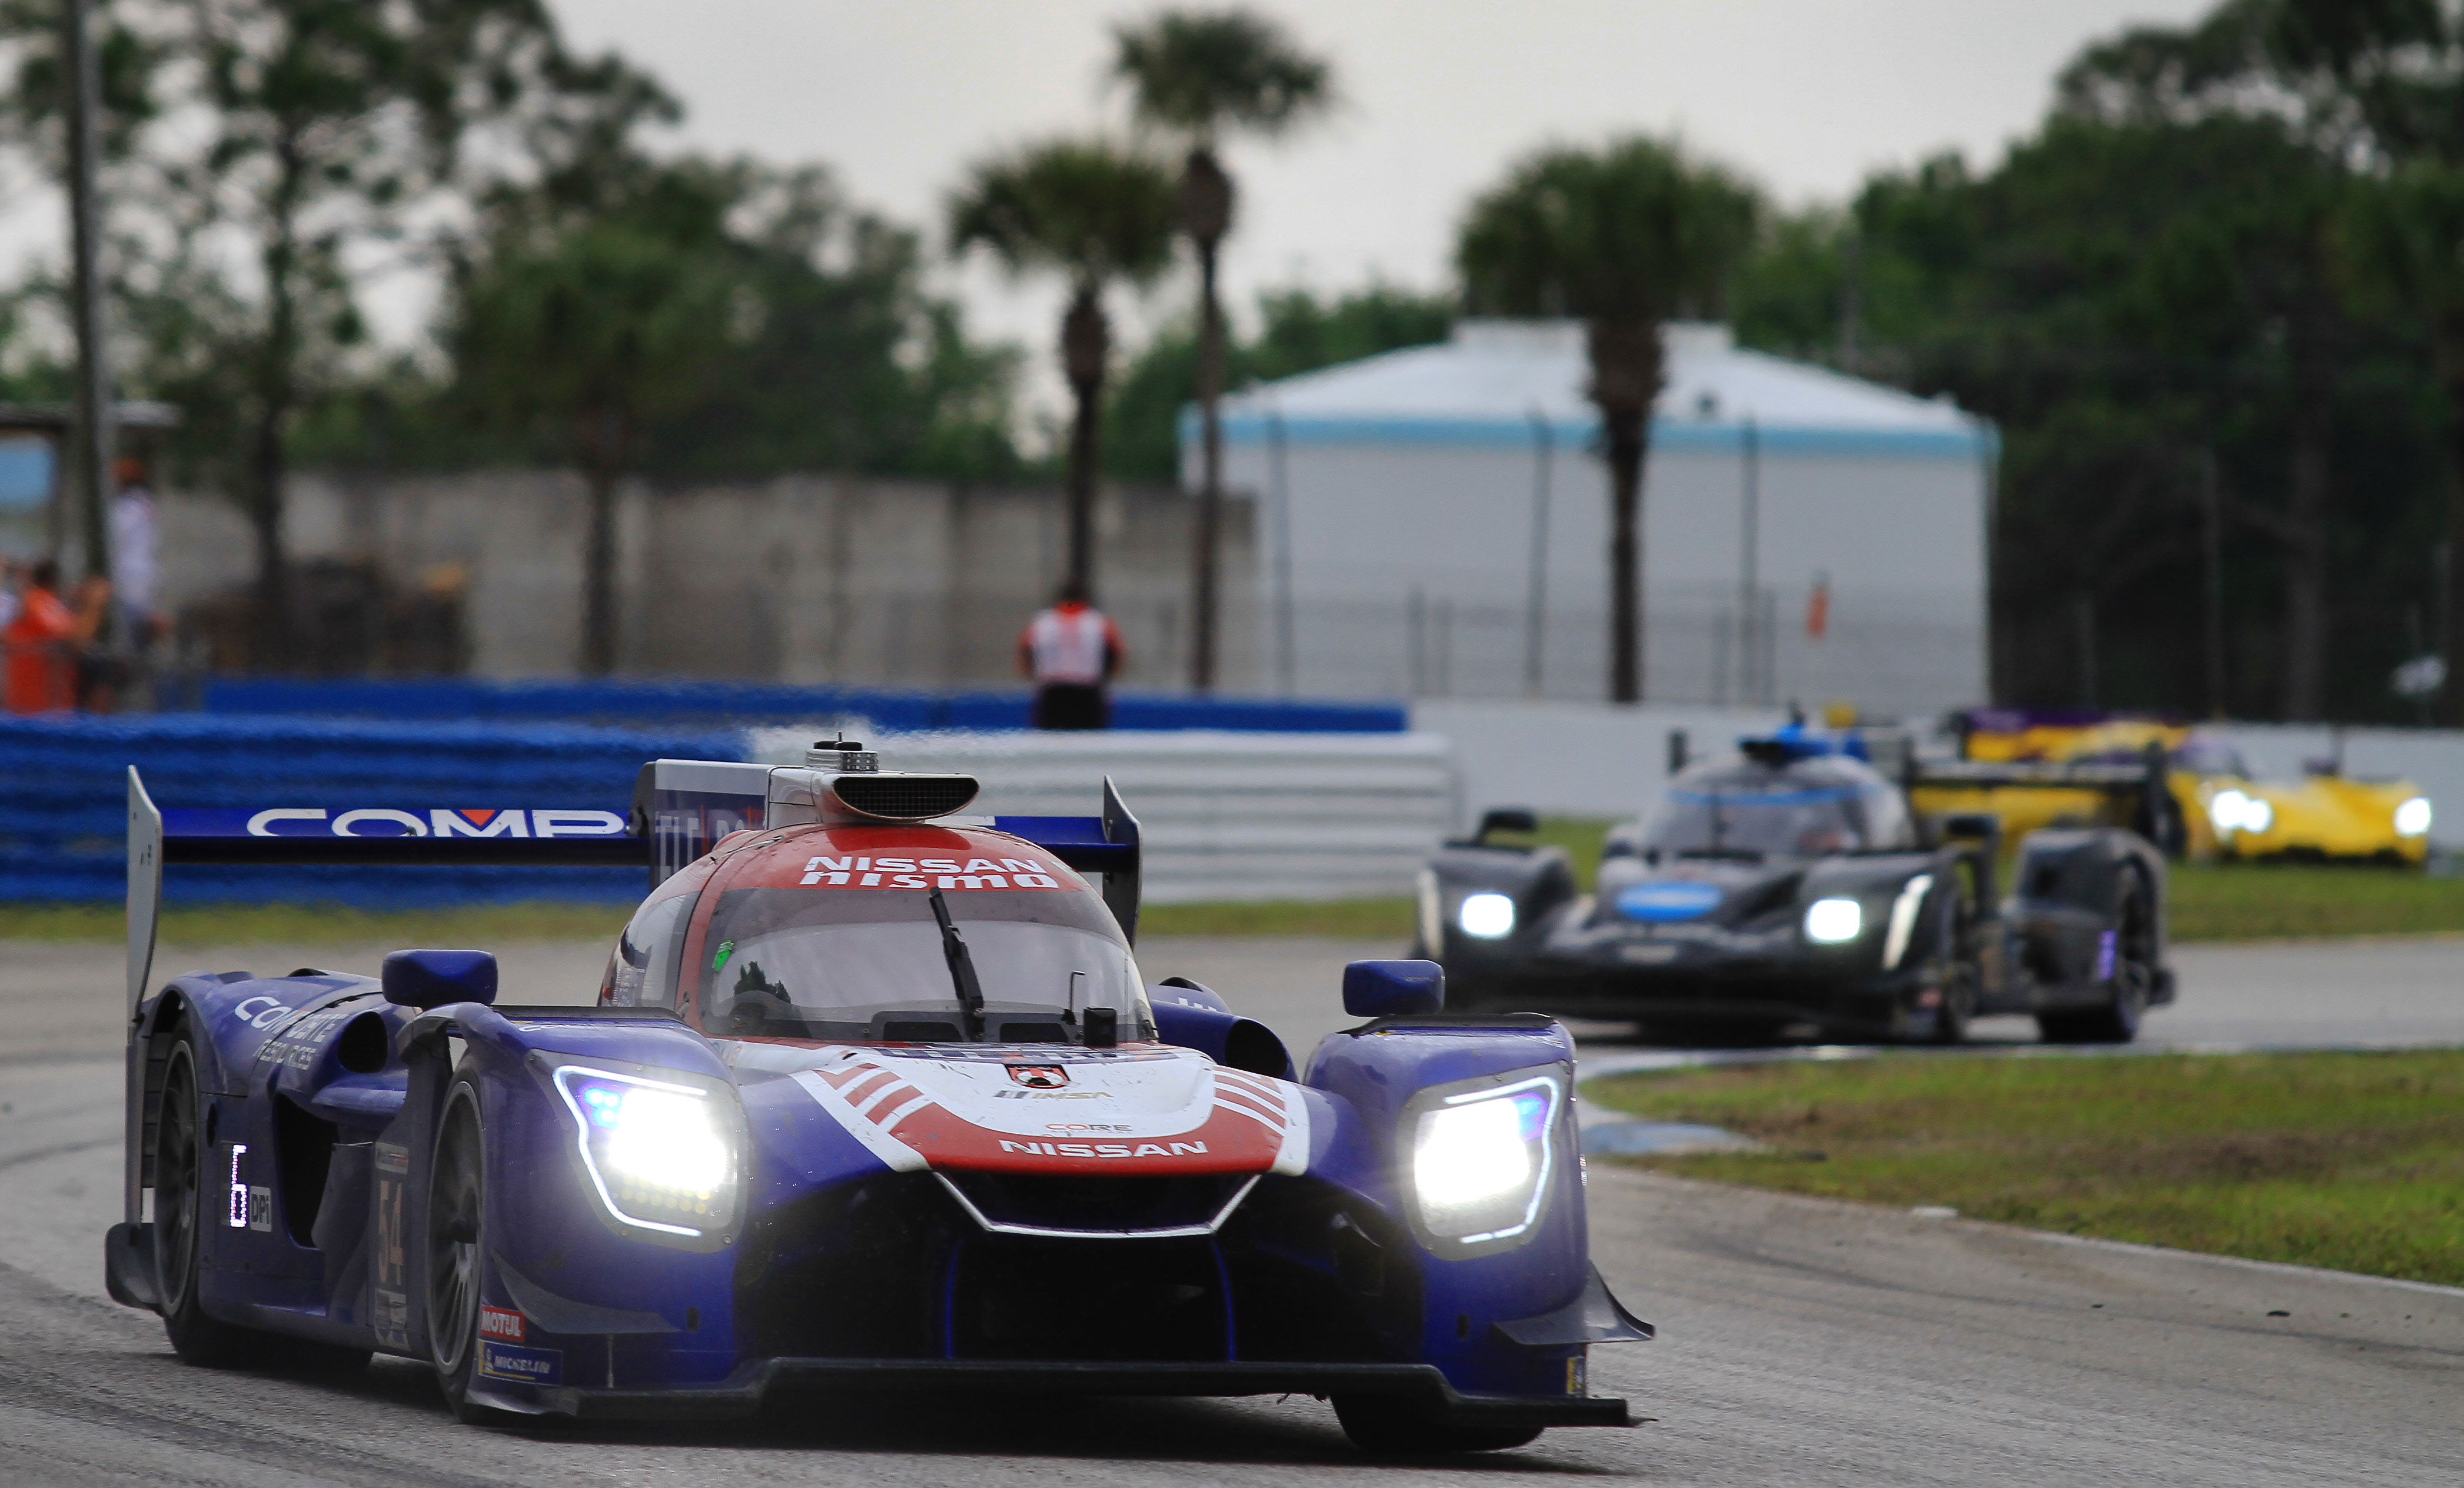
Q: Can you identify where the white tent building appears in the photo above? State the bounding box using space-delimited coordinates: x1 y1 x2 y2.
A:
1184 320 1997 717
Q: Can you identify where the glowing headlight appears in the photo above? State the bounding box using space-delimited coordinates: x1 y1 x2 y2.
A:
2395 797 2433 837
1458 891 1517 939
1804 897 1863 944
554 1066 740 1239
2208 789 2250 833
1411 1076 1558 1247
2209 789 2273 835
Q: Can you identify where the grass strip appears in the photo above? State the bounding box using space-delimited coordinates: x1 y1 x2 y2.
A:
1587 1051 2464 1286
0 900 632 947
2166 862 2464 940
5 818 2461 944
1138 898 1412 939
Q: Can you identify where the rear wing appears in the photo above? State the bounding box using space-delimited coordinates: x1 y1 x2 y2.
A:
123 767 646 1026
127 760 1149 1024
629 759 1144 941
1907 743 2176 847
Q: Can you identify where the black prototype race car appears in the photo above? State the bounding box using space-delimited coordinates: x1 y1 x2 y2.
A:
1416 732 2174 1044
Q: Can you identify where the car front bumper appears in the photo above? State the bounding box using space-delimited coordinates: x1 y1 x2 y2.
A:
507 1357 1634 1429
1450 934 1934 1034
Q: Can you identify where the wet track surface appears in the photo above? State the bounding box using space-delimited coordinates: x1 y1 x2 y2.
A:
2 933 2459 1484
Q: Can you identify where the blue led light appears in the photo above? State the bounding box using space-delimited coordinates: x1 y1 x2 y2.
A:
1513 1091 1549 1141
581 1086 624 1127
1614 880 1724 921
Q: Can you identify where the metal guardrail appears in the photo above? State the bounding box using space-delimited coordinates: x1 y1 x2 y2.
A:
747 727 1457 904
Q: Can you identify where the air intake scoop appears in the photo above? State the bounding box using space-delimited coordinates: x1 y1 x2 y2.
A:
767 767 981 825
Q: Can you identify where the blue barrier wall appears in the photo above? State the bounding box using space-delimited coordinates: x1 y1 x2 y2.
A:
1 714 740 907
198 678 1409 734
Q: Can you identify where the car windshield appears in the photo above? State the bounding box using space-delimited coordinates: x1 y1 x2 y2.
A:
1640 760 1906 860
695 886 1152 1043
2169 738 2250 778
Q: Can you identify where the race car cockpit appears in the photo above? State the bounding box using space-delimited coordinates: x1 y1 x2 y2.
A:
692 883 1155 1042
1637 755 1915 862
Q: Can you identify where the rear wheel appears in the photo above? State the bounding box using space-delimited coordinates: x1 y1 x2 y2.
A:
155 1036 262 1366
2037 871 2153 1044
154 1032 368 1373
1332 1394 1541 1454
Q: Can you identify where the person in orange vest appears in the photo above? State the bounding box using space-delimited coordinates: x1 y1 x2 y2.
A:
1017 579 1123 730
3 558 88 714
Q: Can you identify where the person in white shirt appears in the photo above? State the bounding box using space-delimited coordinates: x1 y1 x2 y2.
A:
1017 579 1123 730
109 455 161 647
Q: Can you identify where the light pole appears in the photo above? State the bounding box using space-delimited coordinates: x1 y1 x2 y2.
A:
1522 408 1553 698
1268 399 1295 695
1738 414 1760 704
62 0 116 592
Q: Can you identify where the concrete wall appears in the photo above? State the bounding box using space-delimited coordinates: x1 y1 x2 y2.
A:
155 471 1258 691
1218 434 1988 716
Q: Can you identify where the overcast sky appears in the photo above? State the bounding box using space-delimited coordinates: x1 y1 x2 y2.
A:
0 2 2220 422
548 0 2214 386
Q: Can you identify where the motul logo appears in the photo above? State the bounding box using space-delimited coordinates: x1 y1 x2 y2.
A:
478 1306 526 1343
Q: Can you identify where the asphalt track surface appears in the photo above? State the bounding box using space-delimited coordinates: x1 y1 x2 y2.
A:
2 932 2459 1484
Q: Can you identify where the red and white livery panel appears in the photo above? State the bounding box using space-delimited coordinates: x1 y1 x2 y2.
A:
777 1043 1311 1177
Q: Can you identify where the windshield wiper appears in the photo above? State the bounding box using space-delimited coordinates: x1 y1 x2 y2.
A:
927 884 987 1040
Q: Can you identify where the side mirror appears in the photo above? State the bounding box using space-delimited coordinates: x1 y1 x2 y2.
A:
1475 808 1538 844
383 949 498 1010
1937 812 2000 844
1343 958 1444 1018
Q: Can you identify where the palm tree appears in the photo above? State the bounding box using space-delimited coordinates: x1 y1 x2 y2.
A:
2342 159 2464 726
1458 138 1760 703
450 164 739 676
1112 10 1332 690
949 140 1179 597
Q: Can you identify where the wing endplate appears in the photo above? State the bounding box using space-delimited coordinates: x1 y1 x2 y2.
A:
995 776 1142 944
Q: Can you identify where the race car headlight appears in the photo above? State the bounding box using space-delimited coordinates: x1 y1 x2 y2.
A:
1411 1075 1559 1248
553 1065 741 1240
2395 797 2432 837
1457 891 1516 939
2207 789 2249 834
1804 897 1863 944
2209 788 2272 836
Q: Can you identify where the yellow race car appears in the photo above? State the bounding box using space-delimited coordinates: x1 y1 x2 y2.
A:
1922 710 2432 865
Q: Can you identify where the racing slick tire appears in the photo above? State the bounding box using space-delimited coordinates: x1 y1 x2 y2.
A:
1927 888 1978 1046
427 1076 518 1424
2036 869 2154 1046
1331 1394 1542 1454
154 1028 370 1373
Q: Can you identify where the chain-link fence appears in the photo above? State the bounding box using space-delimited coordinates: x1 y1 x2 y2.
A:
1257 581 1983 717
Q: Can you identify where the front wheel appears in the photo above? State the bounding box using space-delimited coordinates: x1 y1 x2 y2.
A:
1926 888 1978 1046
1332 1394 1541 1454
428 1077 512 1423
